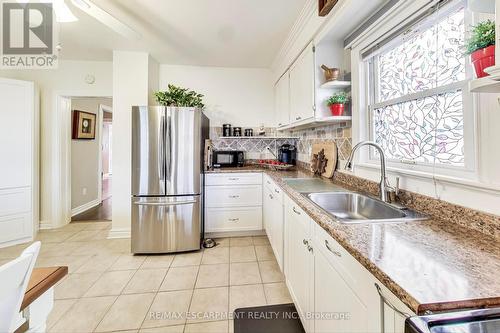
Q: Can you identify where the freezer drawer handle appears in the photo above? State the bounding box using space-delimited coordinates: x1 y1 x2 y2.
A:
228 177 240 181
374 283 410 318
133 200 197 206
228 195 240 199
228 218 240 222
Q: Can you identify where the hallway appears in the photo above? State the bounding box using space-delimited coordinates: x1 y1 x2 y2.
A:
72 177 112 222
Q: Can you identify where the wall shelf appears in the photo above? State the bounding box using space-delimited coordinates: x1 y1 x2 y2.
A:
320 80 351 89
217 136 299 139
469 76 500 93
277 116 352 131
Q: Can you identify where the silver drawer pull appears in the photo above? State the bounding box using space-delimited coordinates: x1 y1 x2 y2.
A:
267 180 271 185
228 195 240 199
292 207 301 215
303 239 309 245
269 194 274 200
374 283 410 318
325 240 341 257
134 200 196 206
296 116 301 120
228 218 240 222
274 189 280 194
228 177 240 181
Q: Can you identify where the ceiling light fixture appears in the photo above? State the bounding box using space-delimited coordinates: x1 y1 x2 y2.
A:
70 0 141 40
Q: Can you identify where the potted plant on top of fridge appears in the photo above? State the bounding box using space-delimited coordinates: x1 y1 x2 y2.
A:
326 92 349 116
154 84 205 108
465 19 495 79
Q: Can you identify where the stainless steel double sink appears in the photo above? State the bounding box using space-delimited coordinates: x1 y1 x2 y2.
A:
283 178 427 224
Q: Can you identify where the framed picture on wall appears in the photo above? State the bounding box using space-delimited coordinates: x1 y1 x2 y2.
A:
72 110 96 139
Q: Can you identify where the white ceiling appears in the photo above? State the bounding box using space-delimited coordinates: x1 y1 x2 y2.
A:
59 0 307 67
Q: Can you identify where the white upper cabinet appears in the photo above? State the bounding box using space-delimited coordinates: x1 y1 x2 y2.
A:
274 72 290 128
289 42 316 124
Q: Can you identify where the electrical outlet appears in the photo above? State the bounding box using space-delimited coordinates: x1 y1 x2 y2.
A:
82 187 87 195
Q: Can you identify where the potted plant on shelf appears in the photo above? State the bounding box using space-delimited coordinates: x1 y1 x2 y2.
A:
154 84 205 108
465 20 495 79
326 92 349 116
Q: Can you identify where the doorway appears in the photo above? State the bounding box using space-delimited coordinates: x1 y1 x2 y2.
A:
70 98 113 222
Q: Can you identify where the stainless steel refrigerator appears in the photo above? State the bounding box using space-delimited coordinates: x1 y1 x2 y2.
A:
131 106 209 254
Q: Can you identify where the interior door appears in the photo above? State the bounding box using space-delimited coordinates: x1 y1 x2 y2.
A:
131 106 165 196
165 108 201 196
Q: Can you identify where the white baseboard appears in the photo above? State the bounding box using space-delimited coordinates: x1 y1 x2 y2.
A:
108 227 131 239
39 220 54 230
0 236 33 249
205 230 265 238
71 198 101 217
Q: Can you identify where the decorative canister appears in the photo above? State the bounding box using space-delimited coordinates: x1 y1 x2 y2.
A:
233 127 242 137
222 124 232 137
244 129 253 136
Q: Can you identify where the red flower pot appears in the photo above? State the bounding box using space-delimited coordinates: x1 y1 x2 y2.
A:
329 103 345 116
471 45 495 78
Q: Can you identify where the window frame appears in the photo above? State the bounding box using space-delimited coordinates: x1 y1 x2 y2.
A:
362 0 478 179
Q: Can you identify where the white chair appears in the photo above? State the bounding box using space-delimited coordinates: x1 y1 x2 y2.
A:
0 242 41 333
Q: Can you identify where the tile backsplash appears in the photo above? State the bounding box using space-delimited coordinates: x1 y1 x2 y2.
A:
209 121 352 163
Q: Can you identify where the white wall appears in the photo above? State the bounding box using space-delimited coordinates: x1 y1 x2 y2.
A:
111 51 154 238
159 65 275 127
0 60 113 227
71 98 112 211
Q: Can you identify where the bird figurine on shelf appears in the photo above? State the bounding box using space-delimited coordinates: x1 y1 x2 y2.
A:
311 148 328 176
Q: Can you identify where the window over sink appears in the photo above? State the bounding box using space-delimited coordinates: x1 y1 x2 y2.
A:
363 1 475 174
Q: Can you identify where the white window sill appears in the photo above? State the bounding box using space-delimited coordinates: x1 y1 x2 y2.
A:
348 162 500 195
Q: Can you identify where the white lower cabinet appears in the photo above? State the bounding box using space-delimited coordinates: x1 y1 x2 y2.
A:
263 176 284 270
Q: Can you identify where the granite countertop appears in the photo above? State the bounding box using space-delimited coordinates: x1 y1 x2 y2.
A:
206 166 500 315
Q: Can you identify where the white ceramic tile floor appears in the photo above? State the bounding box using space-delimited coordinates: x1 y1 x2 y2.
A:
0 222 292 332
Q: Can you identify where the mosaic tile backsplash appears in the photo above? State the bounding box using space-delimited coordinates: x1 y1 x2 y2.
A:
209 122 352 163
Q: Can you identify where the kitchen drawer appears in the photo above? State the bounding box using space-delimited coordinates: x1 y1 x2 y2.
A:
313 222 369 299
205 173 262 186
205 185 262 208
285 195 309 230
205 207 262 232
0 187 31 217
263 175 284 204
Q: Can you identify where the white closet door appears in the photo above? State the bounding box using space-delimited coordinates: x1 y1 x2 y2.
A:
0 78 36 247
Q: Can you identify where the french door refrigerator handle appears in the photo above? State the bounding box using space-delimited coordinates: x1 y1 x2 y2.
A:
133 200 197 206
159 112 166 182
165 110 172 185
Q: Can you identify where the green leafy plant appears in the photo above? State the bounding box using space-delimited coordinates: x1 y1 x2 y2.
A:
465 20 495 55
154 84 205 108
326 92 349 105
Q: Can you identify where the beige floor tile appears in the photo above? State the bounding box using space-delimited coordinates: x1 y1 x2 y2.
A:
124 268 167 294
65 230 102 242
141 254 175 269
264 282 292 305
184 320 229 333
140 325 185 333
59 223 87 232
201 247 229 264
258 260 284 283
255 245 275 261
69 240 110 256
46 299 77 329
105 238 131 253
36 255 92 273
229 284 266 314
230 246 256 263
188 287 229 323
252 236 270 246
75 254 120 273
142 290 193 328
96 293 156 332
39 242 82 258
36 231 75 243
83 222 112 230
229 237 253 247
214 238 230 247
160 266 199 291
230 262 261 286
171 251 202 267
109 253 147 270
50 296 116 332
84 270 135 297
196 264 229 288
54 272 102 299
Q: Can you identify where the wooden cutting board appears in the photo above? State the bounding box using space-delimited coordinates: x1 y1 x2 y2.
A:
310 142 338 178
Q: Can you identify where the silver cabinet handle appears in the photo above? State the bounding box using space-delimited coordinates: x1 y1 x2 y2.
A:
292 207 301 215
228 177 240 181
229 195 240 199
228 218 240 222
325 240 341 257
274 189 280 194
134 200 196 206
269 194 274 200
374 283 410 318
303 239 308 245
295 116 301 120
267 180 271 185
308 245 313 253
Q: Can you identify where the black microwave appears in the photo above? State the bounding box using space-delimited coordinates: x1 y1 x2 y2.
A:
212 151 244 168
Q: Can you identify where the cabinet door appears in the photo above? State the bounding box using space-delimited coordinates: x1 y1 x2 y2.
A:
289 42 315 123
275 72 290 127
285 200 313 332
271 196 284 270
263 185 274 240
314 249 369 333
